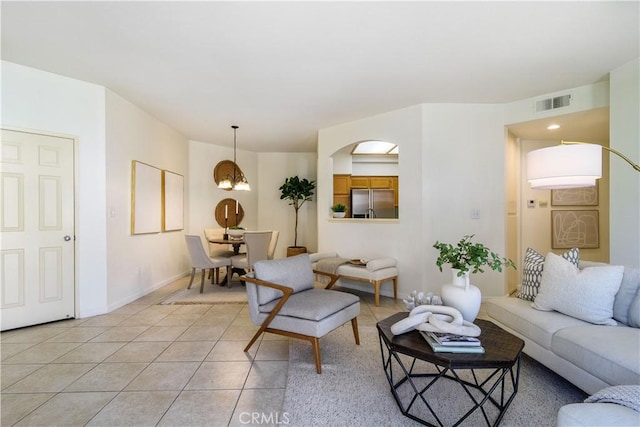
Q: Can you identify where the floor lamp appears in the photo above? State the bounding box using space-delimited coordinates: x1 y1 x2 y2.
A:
527 140 640 190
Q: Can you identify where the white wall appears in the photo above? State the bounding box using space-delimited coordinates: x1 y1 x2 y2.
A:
318 104 509 299
421 104 508 297
1 61 109 317
257 153 318 258
105 90 190 310
610 58 640 268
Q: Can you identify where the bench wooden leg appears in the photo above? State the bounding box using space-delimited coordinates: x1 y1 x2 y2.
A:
373 281 381 306
393 277 398 300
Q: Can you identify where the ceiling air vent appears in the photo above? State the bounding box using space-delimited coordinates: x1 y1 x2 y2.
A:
535 94 571 112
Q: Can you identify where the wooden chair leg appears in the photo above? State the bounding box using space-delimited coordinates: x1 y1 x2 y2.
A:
187 268 196 289
226 265 232 288
351 318 360 345
244 329 263 353
199 269 206 293
216 268 220 284
373 281 381 306
312 337 322 374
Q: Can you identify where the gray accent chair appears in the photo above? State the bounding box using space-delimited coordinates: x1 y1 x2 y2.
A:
184 235 232 292
241 254 360 374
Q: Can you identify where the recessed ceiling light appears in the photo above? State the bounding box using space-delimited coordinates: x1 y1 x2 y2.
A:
547 124 561 130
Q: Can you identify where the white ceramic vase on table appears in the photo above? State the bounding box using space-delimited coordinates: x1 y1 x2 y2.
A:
441 268 481 322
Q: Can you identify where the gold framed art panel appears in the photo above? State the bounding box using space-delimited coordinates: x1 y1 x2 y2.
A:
131 160 162 235
551 183 599 206
162 170 184 232
551 209 599 249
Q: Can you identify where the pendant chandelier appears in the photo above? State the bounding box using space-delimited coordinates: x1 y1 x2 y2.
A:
218 125 251 191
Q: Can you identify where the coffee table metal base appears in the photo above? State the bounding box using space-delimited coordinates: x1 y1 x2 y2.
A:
379 335 521 427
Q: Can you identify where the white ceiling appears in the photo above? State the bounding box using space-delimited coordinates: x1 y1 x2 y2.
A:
1 1 638 152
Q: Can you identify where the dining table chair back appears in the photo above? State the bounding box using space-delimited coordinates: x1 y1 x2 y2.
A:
203 228 235 283
204 228 235 257
185 235 232 292
231 230 272 272
267 230 279 260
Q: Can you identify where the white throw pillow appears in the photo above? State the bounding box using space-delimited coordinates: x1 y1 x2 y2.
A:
517 247 580 301
532 252 624 325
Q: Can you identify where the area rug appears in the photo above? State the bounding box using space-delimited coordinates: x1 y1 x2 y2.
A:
160 280 247 305
283 325 587 426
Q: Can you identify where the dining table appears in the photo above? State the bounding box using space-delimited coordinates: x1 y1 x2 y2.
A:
207 237 245 255
207 237 246 285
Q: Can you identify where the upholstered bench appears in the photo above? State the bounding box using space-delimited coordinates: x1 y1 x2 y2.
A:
310 252 398 306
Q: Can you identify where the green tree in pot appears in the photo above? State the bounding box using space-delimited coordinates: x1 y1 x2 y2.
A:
279 176 316 256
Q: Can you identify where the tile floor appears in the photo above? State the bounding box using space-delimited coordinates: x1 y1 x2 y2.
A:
1 276 406 426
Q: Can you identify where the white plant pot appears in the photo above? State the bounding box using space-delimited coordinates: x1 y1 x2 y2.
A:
228 229 245 239
332 212 346 218
441 268 482 322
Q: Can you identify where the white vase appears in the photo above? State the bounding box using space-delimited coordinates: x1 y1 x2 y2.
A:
441 268 482 322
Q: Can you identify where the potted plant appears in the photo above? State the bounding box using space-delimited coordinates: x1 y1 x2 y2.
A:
433 234 516 277
227 225 245 239
279 176 316 256
433 234 516 322
331 203 347 218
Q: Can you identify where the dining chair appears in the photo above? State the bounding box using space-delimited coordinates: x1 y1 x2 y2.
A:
267 230 279 260
203 228 235 283
241 254 360 374
185 235 232 292
230 231 272 278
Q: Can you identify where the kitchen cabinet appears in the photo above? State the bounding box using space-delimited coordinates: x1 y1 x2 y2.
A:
333 175 351 215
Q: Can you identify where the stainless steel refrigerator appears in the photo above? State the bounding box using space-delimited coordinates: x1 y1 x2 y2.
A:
350 189 396 218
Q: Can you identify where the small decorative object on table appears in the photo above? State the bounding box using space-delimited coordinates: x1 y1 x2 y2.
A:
434 234 516 322
403 291 442 311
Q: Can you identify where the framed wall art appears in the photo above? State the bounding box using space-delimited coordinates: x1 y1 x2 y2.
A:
131 160 162 234
162 169 184 232
551 210 599 249
551 183 598 206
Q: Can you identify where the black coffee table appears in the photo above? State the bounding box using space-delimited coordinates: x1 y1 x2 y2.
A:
377 312 524 426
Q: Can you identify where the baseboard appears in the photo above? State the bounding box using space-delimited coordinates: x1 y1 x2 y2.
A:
103 270 190 314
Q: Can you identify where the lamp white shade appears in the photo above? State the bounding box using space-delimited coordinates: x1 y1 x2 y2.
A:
527 144 602 189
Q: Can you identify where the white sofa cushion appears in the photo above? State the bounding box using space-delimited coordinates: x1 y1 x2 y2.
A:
630 289 640 328
485 296 589 350
518 247 579 301
533 253 623 325
558 402 640 427
552 325 640 386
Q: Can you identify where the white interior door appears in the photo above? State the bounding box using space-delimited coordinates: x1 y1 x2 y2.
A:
1 128 75 331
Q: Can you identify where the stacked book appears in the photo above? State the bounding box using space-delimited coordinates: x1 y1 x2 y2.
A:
420 331 485 354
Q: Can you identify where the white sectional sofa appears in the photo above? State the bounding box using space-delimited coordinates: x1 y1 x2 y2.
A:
486 261 640 396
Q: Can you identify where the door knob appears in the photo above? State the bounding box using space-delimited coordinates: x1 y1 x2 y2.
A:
64 235 72 241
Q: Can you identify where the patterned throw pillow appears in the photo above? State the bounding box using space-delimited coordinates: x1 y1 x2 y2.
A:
517 247 579 301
